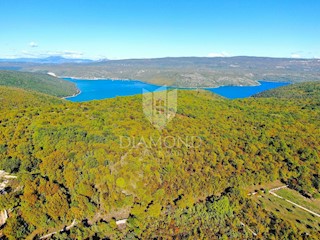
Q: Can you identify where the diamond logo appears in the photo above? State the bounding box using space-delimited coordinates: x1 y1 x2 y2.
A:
143 86 177 130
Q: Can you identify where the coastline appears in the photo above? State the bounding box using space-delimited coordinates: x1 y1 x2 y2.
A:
61 75 267 89
62 89 81 99
60 79 291 102
61 76 131 81
61 75 291 93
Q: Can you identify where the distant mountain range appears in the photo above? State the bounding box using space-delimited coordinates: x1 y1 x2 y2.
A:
0 56 101 64
0 56 319 87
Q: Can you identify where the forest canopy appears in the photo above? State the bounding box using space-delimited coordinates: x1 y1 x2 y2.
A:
0 81 319 239
254 81 320 100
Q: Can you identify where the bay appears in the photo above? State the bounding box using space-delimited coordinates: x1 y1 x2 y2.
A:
65 78 290 102
206 81 290 99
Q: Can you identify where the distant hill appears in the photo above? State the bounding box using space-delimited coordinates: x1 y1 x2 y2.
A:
4 56 319 88
0 56 95 64
0 70 78 97
254 81 320 100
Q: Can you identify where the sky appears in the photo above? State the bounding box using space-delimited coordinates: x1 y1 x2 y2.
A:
0 0 319 59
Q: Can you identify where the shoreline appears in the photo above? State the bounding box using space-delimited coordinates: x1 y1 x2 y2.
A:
61 76 131 81
60 75 291 97
61 75 271 89
60 79 291 102
62 89 81 99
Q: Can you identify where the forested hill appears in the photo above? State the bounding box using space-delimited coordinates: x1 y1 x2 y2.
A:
0 86 319 239
1 56 320 87
0 86 66 111
254 81 320 100
0 70 78 97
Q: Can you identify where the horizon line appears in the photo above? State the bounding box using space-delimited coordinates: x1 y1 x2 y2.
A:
0 55 319 61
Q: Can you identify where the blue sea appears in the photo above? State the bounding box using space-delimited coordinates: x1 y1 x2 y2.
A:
206 81 290 99
65 78 290 102
65 78 162 102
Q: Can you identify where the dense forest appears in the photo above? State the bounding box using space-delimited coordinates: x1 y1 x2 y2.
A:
255 81 320 100
0 82 319 239
0 71 78 97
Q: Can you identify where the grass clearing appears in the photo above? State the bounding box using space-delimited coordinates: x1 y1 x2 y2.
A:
276 188 320 215
253 194 320 233
247 182 320 235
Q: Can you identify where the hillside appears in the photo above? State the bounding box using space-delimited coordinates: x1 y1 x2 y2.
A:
0 86 66 111
0 87 319 239
4 56 320 87
0 70 78 97
255 81 320 100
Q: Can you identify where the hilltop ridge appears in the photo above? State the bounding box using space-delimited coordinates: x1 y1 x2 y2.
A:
1 56 320 88
0 70 78 97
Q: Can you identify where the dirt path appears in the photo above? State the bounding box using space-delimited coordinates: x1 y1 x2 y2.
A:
269 186 320 218
240 221 257 237
0 210 8 226
39 219 77 239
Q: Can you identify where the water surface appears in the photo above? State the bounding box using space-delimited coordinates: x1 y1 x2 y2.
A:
65 78 162 102
65 78 290 102
206 81 290 99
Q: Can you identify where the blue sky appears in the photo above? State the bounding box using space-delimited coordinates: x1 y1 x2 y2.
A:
0 0 319 59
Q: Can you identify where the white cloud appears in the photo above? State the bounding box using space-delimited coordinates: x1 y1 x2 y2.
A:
20 50 39 58
29 42 38 48
2 49 102 60
17 50 85 59
43 50 84 58
291 53 301 58
62 50 84 58
208 52 230 57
